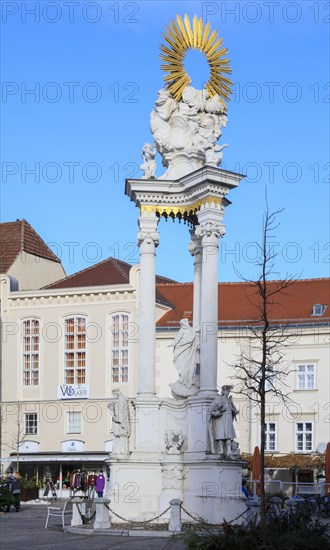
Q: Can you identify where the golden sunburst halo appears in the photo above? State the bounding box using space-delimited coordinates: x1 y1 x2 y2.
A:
160 14 232 103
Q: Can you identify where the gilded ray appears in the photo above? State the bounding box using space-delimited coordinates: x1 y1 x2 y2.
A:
159 14 232 102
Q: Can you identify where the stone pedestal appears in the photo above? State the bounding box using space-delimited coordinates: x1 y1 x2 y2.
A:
94 498 111 529
71 500 86 526
169 499 182 532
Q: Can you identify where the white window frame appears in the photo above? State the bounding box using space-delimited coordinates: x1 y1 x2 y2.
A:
64 316 87 385
24 412 38 435
265 422 277 451
110 313 129 383
22 319 40 386
296 422 313 452
312 304 326 316
67 411 81 434
296 364 316 390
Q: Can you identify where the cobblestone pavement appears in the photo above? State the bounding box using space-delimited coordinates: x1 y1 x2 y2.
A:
0 505 187 549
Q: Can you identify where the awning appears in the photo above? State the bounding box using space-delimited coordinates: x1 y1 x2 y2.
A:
8 454 109 463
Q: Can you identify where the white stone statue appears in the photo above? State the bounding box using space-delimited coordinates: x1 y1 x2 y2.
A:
108 389 131 456
169 318 198 399
140 143 156 179
205 143 228 167
150 87 177 154
209 385 239 458
148 85 228 179
230 440 241 460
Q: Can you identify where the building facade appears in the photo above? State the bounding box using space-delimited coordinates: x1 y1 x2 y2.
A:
0 222 329 493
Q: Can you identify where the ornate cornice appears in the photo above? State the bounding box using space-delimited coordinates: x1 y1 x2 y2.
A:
140 195 222 220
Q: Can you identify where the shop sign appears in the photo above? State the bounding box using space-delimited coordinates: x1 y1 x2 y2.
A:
57 384 89 399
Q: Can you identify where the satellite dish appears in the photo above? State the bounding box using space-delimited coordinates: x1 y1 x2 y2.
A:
316 442 326 454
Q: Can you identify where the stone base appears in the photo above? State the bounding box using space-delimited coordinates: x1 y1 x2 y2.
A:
159 152 205 180
106 395 246 526
107 456 245 525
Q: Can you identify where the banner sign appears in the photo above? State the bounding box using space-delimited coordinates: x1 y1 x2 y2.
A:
57 384 89 399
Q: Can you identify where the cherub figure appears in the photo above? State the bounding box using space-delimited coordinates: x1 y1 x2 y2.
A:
140 143 156 178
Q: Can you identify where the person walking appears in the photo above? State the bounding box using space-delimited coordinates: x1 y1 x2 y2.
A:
6 468 21 512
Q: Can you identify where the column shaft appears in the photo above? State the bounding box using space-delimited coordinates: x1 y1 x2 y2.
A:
188 230 202 332
137 214 159 395
196 209 225 393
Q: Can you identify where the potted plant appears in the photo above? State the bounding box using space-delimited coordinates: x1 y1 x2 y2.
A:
19 475 40 501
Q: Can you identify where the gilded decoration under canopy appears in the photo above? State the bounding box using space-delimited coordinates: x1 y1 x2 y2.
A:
140 195 223 225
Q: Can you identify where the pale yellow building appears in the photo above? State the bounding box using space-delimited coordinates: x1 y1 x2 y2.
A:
1 222 329 492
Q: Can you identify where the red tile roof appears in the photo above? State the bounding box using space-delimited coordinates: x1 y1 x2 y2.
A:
43 257 177 295
0 220 61 273
156 278 330 327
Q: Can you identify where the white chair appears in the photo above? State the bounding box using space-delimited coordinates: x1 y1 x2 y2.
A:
45 500 71 529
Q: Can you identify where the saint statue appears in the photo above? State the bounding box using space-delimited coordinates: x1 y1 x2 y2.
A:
108 389 131 455
169 318 198 399
209 385 239 458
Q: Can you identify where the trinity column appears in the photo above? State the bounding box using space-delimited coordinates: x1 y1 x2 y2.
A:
118 15 248 525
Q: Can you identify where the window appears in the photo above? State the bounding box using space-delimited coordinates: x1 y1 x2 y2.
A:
296 422 313 452
22 319 40 386
64 317 86 384
111 314 129 383
24 413 38 435
67 412 81 434
265 422 276 451
312 304 326 316
296 364 316 390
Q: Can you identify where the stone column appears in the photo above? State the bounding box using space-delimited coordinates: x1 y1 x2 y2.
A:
137 212 159 396
188 230 202 333
195 206 225 394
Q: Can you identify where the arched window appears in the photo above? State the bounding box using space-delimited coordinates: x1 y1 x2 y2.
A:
22 319 40 386
110 314 129 383
64 317 86 384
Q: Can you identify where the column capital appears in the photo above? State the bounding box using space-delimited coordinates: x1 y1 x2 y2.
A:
188 230 202 257
138 213 159 249
195 221 226 240
137 230 159 248
188 240 202 257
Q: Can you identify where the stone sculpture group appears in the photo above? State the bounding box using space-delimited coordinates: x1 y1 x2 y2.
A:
141 85 229 179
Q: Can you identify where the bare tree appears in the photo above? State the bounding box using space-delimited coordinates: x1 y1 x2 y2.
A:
2 402 27 473
233 205 298 527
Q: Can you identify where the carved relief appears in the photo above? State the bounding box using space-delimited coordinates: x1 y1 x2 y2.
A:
164 430 184 454
161 464 185 490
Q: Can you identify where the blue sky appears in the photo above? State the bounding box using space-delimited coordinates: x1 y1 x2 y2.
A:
1 0 329 282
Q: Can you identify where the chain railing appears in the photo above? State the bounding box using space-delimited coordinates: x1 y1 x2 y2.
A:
181 504 248 531
70 497 250 532
104 502 171 529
